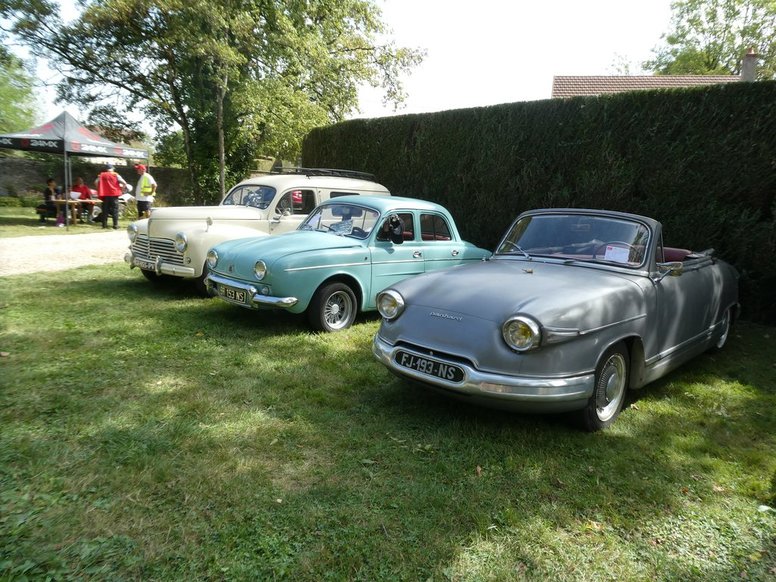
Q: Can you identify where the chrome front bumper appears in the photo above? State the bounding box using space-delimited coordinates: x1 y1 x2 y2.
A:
205 273 298 309
372 334 595 413
124 252 196 278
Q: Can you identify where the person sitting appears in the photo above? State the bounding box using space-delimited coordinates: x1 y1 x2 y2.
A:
71 176 95 222
36 178 62 224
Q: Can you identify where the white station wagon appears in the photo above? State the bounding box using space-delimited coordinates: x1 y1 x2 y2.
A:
124 168 391 293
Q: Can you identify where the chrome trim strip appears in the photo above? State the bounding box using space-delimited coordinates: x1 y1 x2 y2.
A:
579 313 647 336
371 259 424 267
373 335 594 403
644 325 715 365
284 261 366 272
541 313 646 345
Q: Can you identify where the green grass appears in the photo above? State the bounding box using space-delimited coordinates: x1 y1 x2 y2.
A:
1 263 775 580
0 206 138 237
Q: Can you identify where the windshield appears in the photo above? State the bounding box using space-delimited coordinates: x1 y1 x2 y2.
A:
496 214 651 267
299 203 380 240
221 185 277 209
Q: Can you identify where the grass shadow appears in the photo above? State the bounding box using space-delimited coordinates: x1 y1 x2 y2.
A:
1 264 774 580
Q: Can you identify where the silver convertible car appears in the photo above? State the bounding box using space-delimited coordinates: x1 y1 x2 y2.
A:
373 208 739 430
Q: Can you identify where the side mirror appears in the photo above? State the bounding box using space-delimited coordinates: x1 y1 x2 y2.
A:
656 261 683 281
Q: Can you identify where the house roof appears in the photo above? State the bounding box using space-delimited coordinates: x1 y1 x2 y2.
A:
551 75 741 98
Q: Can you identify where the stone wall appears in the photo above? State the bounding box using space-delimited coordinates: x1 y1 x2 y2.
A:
0 156 190 203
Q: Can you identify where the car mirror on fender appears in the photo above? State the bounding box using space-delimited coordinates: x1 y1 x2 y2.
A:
656 261 683 281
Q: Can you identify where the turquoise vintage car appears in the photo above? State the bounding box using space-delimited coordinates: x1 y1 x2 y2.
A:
205 196 491 331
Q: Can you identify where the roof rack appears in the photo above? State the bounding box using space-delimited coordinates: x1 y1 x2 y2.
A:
269 167 376 181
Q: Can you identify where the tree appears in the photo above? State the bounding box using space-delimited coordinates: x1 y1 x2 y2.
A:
644 0 776 78
1 0 423 202
86 105 147 146
0 47 37 134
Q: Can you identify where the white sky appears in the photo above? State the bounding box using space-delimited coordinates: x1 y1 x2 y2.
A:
354 0 674 118
30 0 675 124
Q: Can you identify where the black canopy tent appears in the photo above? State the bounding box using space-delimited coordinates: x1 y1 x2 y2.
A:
0 111 149 227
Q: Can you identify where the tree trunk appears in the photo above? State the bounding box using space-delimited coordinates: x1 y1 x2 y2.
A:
217 76 227 200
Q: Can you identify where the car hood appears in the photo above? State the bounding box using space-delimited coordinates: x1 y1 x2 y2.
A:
150 205 261 220
211 231 364 275
391 258 646 329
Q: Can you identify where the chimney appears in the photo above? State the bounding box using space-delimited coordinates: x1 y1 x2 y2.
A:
742 47 759 82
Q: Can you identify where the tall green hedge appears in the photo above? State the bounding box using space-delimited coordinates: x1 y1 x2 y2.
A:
303 82 776 323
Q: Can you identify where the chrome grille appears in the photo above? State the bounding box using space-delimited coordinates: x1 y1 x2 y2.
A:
131 234 184 266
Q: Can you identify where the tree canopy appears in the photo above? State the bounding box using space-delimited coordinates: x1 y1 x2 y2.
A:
0 47 37 134
0 0 423 202
645 0 776 78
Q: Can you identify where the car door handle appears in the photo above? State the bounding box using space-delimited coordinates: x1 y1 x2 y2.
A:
451 250 459 256
413 251 422 258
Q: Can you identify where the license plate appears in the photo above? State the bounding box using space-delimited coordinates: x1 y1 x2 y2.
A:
136 259 156 271
395 350 464 383
220 284 247 304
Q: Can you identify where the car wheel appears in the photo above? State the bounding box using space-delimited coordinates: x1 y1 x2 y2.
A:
710 307 733 351
140 268 164 282
580 341 629 431
307 282 358 332
194 263 213 297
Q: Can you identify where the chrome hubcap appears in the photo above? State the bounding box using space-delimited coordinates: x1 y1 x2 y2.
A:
324 291 353 330
716 311 730 349
596 353 626 422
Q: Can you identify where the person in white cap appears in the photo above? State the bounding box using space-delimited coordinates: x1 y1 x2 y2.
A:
134 163 157 218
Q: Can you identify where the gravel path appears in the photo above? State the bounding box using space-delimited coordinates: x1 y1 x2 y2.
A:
0 229 130 277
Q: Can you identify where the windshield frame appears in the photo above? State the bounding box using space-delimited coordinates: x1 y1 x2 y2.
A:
220 184 277 209
495 212 653 269
298 202 380 240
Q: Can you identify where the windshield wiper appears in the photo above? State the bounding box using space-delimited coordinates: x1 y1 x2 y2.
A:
500 241 531 259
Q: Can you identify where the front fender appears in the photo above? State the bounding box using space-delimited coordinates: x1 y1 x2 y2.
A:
131 218 149 238
270 254 371 314
182 227 272 276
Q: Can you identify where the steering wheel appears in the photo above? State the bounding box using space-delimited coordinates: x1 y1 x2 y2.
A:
592 241 637 261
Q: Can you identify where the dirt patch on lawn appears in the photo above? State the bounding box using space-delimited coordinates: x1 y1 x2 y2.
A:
0 230 130 277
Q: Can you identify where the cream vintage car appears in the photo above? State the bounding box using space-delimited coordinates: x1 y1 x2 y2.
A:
124 168 391 293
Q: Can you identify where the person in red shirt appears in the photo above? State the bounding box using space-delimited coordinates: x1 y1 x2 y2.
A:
72 176 91 200
71 176 96 222
94 163 127 229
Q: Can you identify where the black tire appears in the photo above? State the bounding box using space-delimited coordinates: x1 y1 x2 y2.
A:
579 341 629 431
307 282 358 332
140 268 161 282
139 268 175 285
194 263 213 297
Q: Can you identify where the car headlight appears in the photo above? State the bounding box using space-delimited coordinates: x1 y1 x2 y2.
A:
254 260 267 280
502 316 541 352
206 249 218 269
377 290 405 320
127 223 138 243
174 232 188 253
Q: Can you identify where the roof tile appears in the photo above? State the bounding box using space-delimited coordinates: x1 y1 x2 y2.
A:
551 75 741 98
